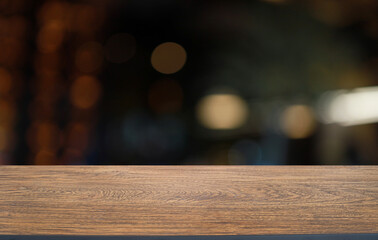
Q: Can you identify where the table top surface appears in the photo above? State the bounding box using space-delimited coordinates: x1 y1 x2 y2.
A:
0 166 377 236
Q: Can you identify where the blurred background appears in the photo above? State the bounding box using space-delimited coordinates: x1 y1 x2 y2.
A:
0 0 377 165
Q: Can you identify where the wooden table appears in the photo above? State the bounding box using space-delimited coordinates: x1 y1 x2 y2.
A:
0 166 377 237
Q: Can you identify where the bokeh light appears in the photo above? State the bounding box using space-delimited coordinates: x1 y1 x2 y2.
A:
197 93 248 130
151 42 187 74
37 20 65 53
321 86 378 126
280 105 316 139
70 75 102 109
105 33 136 63
0 0 377 165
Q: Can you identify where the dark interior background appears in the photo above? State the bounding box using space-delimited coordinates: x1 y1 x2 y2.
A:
0 0 377 165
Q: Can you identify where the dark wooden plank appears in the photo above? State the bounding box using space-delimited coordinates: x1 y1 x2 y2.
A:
0 166 377 236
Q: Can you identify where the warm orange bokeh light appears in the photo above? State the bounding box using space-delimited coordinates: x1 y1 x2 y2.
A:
280 105 316 139
37 20 65 53
151 42 187 74
70 75 102 109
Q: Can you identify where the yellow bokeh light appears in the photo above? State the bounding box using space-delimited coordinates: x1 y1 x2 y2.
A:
280 105 316 139
151 42 186 74
197 94 248 130
70 75 102 109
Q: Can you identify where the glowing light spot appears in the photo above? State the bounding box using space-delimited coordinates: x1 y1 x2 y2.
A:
148 79 183 113
75 42 103 73
151 42 186 74
0 68 12 95
280 105 316 139
70 75 101 109
37 20 65 53
320 86 378 126
105 33 136 63
197 93 248 130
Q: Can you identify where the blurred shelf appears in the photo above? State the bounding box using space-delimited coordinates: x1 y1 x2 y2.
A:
0 166 377 236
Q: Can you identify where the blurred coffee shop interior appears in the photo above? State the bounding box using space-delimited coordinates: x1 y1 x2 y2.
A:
0 0 377 165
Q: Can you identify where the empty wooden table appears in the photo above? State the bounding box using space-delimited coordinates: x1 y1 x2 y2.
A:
0 166 377 238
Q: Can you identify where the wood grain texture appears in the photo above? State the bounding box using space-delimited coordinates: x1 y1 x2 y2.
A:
0 166 377 236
